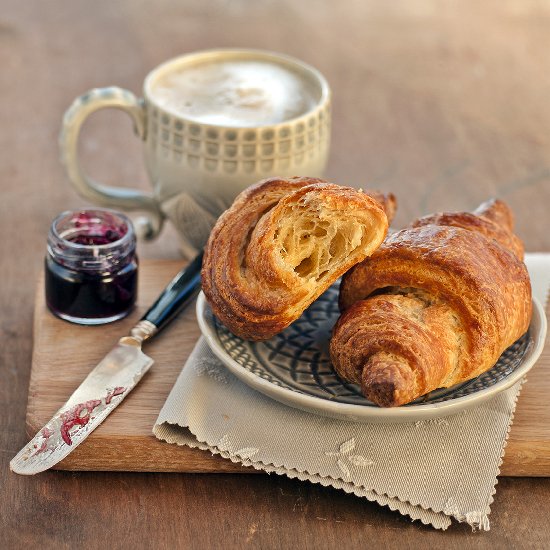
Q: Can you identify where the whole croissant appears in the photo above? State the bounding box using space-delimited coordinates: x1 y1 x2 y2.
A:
202 176 395 341
331 199 532 407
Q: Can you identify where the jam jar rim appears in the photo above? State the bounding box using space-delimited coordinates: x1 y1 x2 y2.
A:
49 207 134 251
47 208 136 273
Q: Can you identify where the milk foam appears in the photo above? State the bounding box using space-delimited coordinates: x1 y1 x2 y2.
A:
151 60 315 127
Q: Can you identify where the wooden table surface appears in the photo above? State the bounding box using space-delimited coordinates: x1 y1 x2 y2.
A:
2 1 550 547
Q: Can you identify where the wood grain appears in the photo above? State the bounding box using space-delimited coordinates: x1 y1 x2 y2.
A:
26 259 550 475
3 0 550 547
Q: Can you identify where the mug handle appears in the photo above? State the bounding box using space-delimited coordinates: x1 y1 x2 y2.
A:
59 86 163 239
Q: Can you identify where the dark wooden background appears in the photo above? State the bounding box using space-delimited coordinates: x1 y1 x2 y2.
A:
2 1 550 547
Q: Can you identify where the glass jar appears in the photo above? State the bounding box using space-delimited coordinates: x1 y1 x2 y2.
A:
45 208 138 325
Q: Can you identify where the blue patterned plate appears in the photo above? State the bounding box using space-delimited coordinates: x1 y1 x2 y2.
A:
197 285 546 423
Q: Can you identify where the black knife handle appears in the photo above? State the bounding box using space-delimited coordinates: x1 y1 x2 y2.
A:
141 251 203 334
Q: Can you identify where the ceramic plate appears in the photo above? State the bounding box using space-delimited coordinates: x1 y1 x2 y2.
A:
197 284 546 423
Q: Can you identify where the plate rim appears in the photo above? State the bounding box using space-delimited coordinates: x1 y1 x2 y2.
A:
196 293 547 423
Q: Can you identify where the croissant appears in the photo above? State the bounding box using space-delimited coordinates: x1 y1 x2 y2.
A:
331 199 532 407
202 176 395 341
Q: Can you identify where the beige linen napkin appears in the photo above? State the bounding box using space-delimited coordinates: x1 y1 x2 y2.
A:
154 254 550 530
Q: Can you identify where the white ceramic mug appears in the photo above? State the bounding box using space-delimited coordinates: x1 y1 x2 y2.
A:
60 49 331 256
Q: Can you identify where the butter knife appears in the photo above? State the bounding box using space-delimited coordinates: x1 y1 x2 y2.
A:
10 252 203 475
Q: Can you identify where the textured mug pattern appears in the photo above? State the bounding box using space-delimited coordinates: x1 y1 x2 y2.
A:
148 103 331 176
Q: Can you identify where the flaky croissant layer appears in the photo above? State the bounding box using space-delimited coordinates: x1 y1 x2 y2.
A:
202 177 395 341
331 199 532 407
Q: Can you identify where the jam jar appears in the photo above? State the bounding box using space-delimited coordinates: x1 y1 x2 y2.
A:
45 209 138 324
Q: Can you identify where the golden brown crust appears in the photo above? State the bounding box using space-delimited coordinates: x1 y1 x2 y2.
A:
364 190 397 225
202 177 392 340
332 199 532 407
411 199 524 260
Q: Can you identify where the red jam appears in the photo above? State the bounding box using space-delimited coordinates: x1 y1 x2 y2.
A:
45 209 138 325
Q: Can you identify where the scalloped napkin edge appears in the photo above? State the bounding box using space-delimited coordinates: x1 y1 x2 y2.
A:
153 253 550 531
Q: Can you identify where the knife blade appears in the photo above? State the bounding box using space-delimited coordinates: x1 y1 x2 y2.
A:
10 251 203 475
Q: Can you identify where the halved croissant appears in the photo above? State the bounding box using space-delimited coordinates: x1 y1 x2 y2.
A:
331 199 532 407
202 176 395 340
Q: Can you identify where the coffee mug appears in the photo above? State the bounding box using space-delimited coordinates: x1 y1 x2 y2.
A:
60 49 331 256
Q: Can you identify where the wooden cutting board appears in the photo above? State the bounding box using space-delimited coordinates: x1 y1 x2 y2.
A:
26 260 550 475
